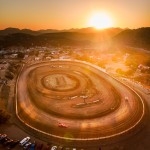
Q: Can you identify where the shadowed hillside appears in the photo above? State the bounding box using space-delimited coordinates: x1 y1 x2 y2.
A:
0 28 122 48
0 27 150 50
113 27 150 50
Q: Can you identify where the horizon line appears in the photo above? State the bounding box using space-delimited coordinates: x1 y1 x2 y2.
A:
1 26 149 31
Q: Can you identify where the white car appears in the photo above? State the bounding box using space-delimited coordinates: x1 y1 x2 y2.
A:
19 137 30 146
125 96 129 101
23 142 32 149
51 146 57 150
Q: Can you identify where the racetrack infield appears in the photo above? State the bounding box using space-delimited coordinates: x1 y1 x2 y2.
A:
16 60 145 142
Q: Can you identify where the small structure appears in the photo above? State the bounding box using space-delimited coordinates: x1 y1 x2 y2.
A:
35 57 40 61
46 56 51 60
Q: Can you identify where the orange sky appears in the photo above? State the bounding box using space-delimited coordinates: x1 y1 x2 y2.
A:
0 0 150 30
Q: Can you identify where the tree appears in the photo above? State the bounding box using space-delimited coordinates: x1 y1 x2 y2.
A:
0 109 11 124
5 71 14 80
17 52 25 59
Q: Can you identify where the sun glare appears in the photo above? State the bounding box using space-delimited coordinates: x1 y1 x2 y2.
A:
88 12 113 29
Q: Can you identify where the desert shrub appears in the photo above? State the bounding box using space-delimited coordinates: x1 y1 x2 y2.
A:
5 71 14 80
17 52 25 59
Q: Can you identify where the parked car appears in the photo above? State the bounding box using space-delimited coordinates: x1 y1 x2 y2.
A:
0 137 10 144
23 142 32 149
7 140 19 149
29 143 36 150
0 134 7 141
35 143 43 150
4 139 13 146
19 137 30 146
51 146 57 150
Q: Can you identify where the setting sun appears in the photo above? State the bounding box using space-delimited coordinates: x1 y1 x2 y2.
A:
88 12 113 29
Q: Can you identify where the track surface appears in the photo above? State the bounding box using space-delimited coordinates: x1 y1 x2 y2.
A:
16 60 145 141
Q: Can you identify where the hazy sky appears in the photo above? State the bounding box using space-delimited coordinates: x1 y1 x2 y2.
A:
0 0 150 30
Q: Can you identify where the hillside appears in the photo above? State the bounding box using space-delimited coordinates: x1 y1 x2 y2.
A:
0 28 123 48
0 27 150 50
113 27 150 50
0 27 122 36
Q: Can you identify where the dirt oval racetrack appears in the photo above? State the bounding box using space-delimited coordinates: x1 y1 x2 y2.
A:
16 60 145 142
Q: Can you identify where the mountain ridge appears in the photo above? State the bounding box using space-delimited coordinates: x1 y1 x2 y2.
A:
0 27 150 50
0 27 123 36
113 27 150 50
